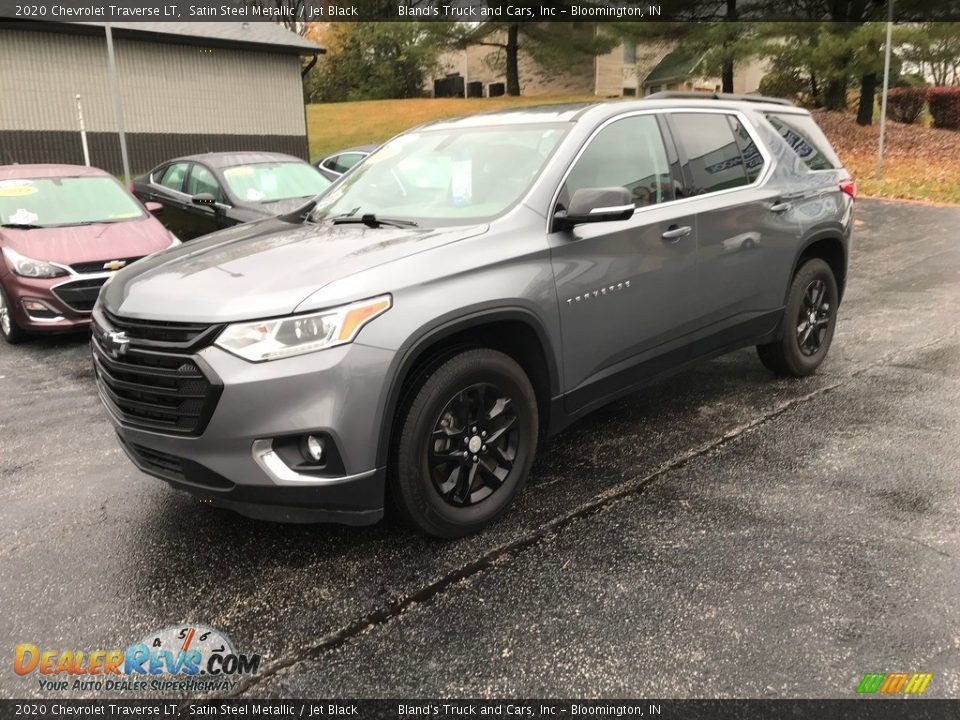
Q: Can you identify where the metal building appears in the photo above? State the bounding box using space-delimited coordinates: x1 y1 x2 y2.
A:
0 21 323 174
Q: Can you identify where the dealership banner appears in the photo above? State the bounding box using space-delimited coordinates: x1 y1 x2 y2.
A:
3 700 960 718
2 0 960 22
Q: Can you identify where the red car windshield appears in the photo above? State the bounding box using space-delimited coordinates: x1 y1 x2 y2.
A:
0 176 145 228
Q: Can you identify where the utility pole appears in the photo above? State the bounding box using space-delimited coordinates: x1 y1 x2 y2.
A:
876 0 895 180
105 24 132 183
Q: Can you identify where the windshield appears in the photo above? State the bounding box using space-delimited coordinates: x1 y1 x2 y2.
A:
222 162 331 204
0 176 145 228
309 123 569 226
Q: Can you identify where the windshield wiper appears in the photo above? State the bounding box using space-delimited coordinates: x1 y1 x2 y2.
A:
264 194 317 204
331 213 417 229
1 223 43 229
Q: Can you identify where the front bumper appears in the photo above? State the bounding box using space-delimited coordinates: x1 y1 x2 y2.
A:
95 318 395 525
1 273 103 332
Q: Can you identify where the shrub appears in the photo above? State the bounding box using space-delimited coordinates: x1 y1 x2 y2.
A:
759 71 806 104
887 87 927 124
928 87 960 131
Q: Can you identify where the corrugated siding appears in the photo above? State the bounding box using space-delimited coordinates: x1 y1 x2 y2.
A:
0 28 306 137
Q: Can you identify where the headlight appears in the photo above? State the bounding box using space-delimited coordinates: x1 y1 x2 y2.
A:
214 295 391 362
2 247 69 278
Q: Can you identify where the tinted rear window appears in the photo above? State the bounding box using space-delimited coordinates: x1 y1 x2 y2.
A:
765 113 841 170
671 113 751 195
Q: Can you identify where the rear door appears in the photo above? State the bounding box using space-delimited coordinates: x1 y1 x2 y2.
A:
667 110 801 333
548 112 700 413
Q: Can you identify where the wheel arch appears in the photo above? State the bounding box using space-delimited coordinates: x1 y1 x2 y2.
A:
789 232 848 304
375 307 560 468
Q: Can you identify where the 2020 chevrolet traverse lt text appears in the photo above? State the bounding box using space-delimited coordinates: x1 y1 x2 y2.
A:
93 95 853 537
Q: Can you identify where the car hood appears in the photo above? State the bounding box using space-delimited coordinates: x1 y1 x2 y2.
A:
102 216 487 322
0 217 171 265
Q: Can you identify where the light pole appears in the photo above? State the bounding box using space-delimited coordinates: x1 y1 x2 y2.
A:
876 0 895 180
104 24 132 183
75 94 90 167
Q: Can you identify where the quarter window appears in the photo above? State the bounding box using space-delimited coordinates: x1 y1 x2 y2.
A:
671 113 752 194
765 112 840 170
560 115 675 210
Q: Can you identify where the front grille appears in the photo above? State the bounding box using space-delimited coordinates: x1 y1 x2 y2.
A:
103 310 218 346
92 311 222 436
52 277 109 313
70 256 143 274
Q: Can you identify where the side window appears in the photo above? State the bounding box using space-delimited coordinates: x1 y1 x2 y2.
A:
729 116 765 183
335 153 365 173
324 153 364 174
671 113 749 195
185 164 223 202
765 113 840 171
560 115 675 210
158 163 188 192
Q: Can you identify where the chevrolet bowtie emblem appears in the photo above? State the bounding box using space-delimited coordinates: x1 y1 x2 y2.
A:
103 260 126 271
102 330 130 358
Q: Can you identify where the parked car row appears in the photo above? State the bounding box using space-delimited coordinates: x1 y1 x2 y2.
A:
0 145 368 343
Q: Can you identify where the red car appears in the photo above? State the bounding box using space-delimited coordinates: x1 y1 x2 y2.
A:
0 164 177 343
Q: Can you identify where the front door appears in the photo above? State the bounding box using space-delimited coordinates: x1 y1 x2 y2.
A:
548 113 700 414
182 163 227 239
145 162 195 239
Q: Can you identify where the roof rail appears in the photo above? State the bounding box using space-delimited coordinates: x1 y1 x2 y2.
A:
644 91 794 107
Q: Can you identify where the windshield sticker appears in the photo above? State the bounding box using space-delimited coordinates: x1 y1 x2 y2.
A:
8 208 39 225
451 160 472 206
0 183 37 197
224 166 254 178
245 189 266 202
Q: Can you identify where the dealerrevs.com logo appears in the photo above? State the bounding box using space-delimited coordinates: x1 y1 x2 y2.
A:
856 672 934 695
14 624 262 694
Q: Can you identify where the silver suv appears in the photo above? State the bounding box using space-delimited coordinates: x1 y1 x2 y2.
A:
92 94 854 537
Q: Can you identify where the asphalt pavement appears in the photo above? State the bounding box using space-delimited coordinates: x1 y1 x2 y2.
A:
1 199 958 699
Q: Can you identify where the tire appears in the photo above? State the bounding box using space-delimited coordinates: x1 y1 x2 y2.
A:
757 258 838 377
0 285 27 345
391 348 539 538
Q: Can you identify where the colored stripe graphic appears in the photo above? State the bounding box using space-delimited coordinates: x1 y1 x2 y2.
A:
856 672 932 695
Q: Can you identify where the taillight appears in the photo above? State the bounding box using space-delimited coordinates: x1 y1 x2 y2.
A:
839 180 856 200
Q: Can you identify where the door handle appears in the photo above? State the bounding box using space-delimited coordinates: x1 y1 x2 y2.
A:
770 200 792 213
661 225 692 241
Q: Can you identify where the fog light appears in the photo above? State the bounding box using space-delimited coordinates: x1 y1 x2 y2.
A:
302 435 325 463
21 298 63 321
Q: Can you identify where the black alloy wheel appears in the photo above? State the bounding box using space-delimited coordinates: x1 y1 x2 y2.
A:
428 383 520 507
797 278 831 356
392 348 538 538
757 257 839 377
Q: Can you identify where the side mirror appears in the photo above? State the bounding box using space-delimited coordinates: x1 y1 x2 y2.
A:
192 192 217 206
555 187 634 231
144 201 163 215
